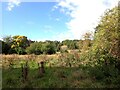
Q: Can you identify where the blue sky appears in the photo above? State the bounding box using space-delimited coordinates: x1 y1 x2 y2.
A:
2 2 71 41
1 0 118 41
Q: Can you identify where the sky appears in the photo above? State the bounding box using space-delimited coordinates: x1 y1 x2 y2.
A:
1 0 118 41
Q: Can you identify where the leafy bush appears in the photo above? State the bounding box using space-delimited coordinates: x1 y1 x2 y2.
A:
26 42 42 55
26 42 56 55
41 42 56 54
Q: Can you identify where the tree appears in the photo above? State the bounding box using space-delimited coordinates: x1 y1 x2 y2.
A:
80 32 92 53
93 6 120 58
78 40 83 51
41 42 56 54
11 35 29 54
26 42 43 55
2 35 13 45
53 41 61 52
62 39 79 50
1 41 10 54
2 36 14 54
82 32 93 40
0 40 2 54
26 41 56 55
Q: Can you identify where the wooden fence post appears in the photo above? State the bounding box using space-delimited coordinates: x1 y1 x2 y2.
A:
21 61 28 82
38 61 45 77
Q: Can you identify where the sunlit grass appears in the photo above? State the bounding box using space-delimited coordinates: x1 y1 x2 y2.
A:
2 54 120 88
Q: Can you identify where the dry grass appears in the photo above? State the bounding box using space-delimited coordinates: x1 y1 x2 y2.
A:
1 54 58 61
1 52 81 68
1 54 59 67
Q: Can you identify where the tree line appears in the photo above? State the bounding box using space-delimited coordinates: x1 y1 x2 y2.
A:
1 34 92 55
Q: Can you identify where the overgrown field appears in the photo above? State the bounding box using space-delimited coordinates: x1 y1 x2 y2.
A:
1 54 120 88
1 4 120 89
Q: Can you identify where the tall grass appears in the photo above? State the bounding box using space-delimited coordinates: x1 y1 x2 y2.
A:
1 53 120 88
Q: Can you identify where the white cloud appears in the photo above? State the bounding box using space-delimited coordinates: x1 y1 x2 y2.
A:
7 0 21 11
55 0 118 39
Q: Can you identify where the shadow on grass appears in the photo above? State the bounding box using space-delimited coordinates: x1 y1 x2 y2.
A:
2 64 120 88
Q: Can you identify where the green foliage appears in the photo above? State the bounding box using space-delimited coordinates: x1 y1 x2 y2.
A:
26 41 56 55
26 42 43 55
76 7 120 86
2 35 13 45
84 6 120 74
2 35 31 54
1 36 14 54
62 39 79 49
0 40 1 54
11 35 29 54
41 42 56 54
51 41 61 52
1 40 10 54
93 6 120 58
80 32 93 53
